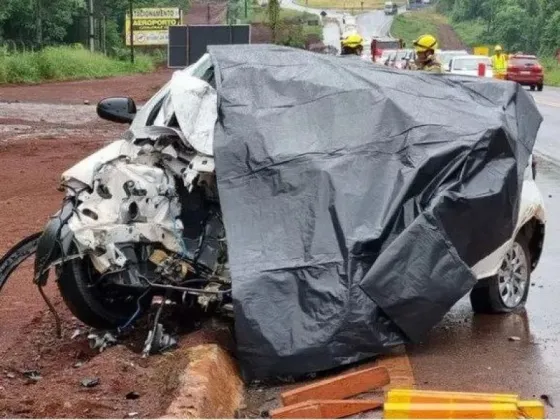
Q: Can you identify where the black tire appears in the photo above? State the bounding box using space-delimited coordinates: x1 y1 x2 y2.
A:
57 258 145 329
530 85 535 91
537 83 543 92
470 234 531 314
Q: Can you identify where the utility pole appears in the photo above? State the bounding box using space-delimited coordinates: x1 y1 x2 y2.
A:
129 0 135 63
88 0 95 52
36 0 43 46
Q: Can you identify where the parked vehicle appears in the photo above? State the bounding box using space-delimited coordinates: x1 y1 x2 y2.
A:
370 37 404 62
506 54 544 91
384 1 398 14
437 49 469 70
448 55 493 78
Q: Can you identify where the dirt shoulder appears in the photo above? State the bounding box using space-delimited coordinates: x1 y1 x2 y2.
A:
0 71 235 419
0 68 173 105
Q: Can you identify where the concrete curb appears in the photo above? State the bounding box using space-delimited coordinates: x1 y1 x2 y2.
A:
163 344 245 419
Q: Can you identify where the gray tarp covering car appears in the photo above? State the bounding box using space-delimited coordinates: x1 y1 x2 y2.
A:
207 45 542 380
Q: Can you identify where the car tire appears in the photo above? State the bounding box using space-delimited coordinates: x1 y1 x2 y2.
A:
537 83 543 92
58 257 147 329
530 85 536 91
470 234 531 314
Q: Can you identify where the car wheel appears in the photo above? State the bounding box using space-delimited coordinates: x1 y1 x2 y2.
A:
470 234 531 313
537 83 543 92
58 256 149 329
530 85 536 91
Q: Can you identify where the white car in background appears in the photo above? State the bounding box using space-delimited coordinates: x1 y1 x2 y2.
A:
437 49 469 69
448 55 493 78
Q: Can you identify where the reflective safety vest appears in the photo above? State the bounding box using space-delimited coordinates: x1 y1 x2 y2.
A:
492 54 508 74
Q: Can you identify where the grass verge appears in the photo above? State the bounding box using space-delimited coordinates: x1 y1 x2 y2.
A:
242 6 323 41
391 10 560 86
293 0 404 10
390 9 448 45
0 45 155 85
542 57 560 87
246 6 320 22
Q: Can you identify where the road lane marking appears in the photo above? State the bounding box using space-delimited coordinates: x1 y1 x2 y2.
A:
376 346 415 389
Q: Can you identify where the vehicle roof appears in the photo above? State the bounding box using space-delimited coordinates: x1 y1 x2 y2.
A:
372 37 400 42
510 54 538 59
452 55 491 60
439 50 469 54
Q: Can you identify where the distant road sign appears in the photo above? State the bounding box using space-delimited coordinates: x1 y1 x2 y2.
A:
126 8 182 46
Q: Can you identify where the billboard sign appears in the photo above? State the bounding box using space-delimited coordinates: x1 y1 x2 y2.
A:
126 8 182 46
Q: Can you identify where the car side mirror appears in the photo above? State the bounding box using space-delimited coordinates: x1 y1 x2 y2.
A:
97 97 137 124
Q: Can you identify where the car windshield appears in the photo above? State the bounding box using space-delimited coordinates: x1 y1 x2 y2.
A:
510 57 539 67
131 54 213 129
439 51 467 65
452 57 491 71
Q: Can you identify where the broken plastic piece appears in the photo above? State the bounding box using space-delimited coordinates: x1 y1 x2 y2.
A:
80 378 100 388
88 331 117 352
142 323 177 357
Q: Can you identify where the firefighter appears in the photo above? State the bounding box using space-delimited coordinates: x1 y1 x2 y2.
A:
491 45 508 79
341 33 364 56
411 34 442 73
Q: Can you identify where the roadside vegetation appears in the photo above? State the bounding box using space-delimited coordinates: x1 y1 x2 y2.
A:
293 0 405 10
0 45 154 85
391 8 560 86
390 9 447 46
241 0 323 48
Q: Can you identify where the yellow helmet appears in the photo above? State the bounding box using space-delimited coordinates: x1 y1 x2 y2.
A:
341 33 364 48
413 34 438 53
495 45 503 52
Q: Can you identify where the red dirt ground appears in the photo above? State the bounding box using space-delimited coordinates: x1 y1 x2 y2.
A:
0 69 231 418
0 69 173 105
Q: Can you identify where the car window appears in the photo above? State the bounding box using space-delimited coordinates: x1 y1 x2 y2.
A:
452 58 491 71
510 57 539 67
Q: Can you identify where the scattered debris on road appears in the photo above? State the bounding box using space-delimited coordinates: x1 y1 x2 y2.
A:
509 336 522 342
280 366 390 406
269 366 389 418
271 399 383 419
126 391 141 400
541 394 555 408
23 370 42 382
80 377 100 388
88 331 117 352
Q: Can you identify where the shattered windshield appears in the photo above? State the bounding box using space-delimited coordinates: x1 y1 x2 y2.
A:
131 54 214 130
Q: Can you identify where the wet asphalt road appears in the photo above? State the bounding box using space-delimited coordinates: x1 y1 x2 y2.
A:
408 158 560 414
531 86 560 164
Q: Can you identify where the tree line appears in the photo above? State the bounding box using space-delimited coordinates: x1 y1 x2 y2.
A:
436 0 560 56
0 0 187 54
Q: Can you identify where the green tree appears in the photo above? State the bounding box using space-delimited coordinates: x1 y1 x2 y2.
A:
493 4 527 52
539 10 560 55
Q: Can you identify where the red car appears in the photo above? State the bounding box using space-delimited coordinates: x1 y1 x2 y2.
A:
505 54 544 91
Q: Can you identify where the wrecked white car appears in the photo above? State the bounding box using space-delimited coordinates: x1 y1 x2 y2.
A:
0 45 545 379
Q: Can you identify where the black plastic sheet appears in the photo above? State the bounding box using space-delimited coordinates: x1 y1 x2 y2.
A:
208 45 542 380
